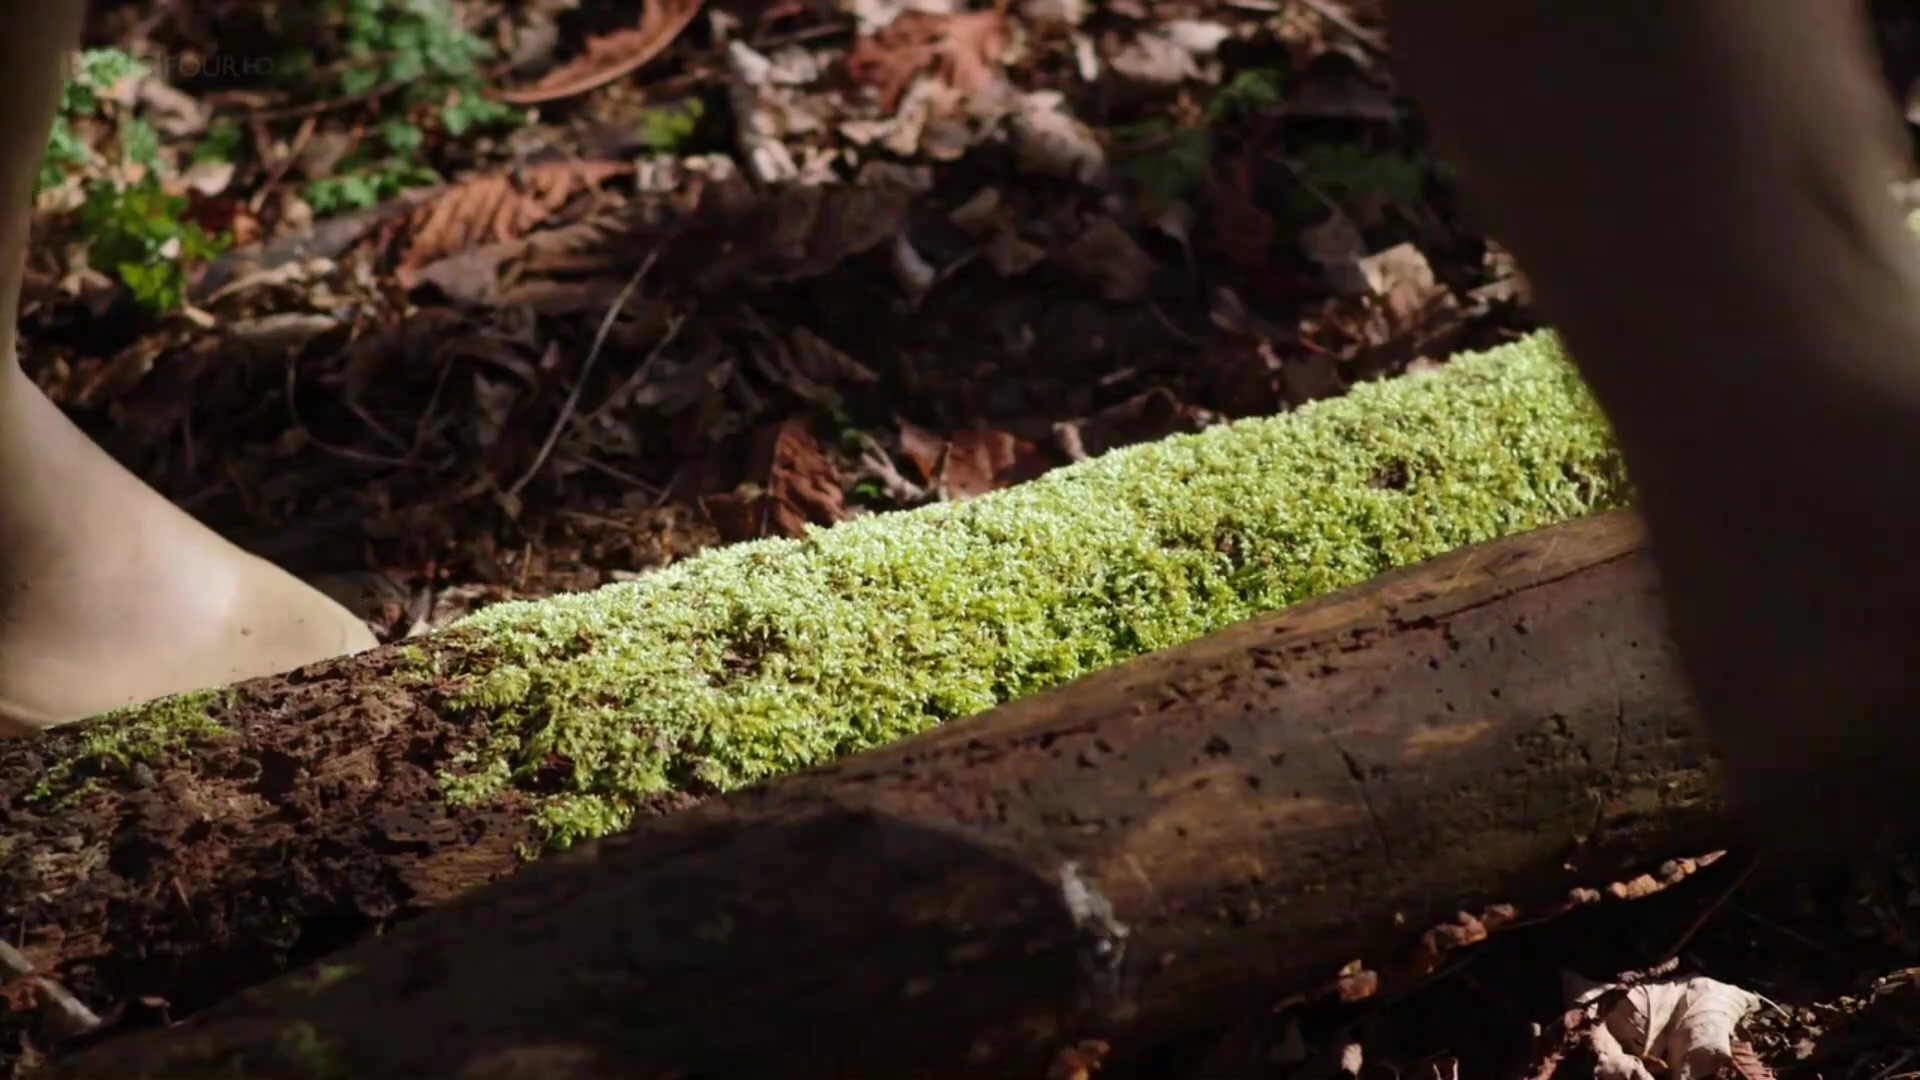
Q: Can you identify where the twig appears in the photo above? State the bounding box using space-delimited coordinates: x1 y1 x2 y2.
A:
244 76 405 122
248 113 319 215
561 454 661 497
508 248 661 500
0 939 102 1039
284 359 422 470
1655 855 1760 966
1292 0 1389 56
582 310 686 426
410 346 459 458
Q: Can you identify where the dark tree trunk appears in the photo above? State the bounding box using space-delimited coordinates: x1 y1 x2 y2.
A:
45 510 1733 1080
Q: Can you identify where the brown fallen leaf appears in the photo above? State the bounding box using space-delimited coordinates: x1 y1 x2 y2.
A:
1207 336 1282 418
395 160 633 287
844 3 1013 115
1407 910 1490 977
1059 217 1155 302
1205 152 1284 300
700 418 846 542
495 0 705 105
1728 1039 1776 1080
1054 387 1216 461
1332 960 1378 1003
669 167 926 289
897 420 1053 499
1047 1038 1110 1080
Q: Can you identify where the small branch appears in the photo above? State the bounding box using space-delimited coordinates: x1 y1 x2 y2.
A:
507 248 662 500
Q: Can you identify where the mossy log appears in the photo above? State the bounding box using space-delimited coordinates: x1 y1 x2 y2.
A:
49 509 1731 1079
5 334 1630 1029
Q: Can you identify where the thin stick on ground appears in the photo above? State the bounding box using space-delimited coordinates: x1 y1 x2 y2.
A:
1292 0 1389 56
506 246 660 501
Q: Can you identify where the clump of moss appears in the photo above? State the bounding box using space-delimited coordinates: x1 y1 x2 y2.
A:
27 688 230 806
432 332 1627 845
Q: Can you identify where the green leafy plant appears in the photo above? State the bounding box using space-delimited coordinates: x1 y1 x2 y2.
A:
191 119 245 166
79 174 228 312
1293 142 1426 209
1115 68 1283 207
304 158 440 214
1115 120 1213 208
40 48 230 313
38 48 148 194
635 98 706 152
285 0 519 210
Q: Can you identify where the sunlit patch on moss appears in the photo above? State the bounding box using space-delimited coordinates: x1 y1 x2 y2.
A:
426 332 1625 845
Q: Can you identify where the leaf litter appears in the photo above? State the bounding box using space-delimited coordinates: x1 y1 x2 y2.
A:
14 0 1920 1076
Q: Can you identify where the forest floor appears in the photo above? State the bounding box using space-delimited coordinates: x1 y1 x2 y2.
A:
14 0 1920 1077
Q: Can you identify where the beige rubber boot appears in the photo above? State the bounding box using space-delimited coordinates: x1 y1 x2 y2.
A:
0 4 378 735
1379 0 1920 849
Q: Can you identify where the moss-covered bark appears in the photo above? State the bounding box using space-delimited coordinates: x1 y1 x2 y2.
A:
52 510 1727 1080
430 331 1624 842
2 330 1625 1036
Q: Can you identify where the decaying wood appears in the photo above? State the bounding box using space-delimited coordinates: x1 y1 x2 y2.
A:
46 509 1732 1079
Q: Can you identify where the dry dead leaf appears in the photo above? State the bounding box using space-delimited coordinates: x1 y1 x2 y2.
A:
1011 91 1107 184
1407 910 1490 976
1281 348 1346 407
745 320 881 408
1360 243 1449 325
1207 154 1280 287
1298 242 1463 382
1059 216 1154 301
1590 1023 1658 1080
1299 210 1368 295
1047 1038 1110 1080
495 0 705 104
1109 30 1200 87
1283 54 1396 120
1569 972 1762 1080
395 160 632 287
701 418 846 541
844 4 1013 114
1728 1040 1774 1080
1332 960 1378 1002
673 169 924 288
897 420 1052 498
1206 336 1281 417
1054 387 1215 461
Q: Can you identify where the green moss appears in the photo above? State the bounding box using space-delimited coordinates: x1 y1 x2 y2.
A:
291 963 360 997
272 1021 344 1079
432 332 1626 845
27 688 230 806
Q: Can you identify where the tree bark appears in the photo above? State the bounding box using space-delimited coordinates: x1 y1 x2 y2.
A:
45 509 1733 1080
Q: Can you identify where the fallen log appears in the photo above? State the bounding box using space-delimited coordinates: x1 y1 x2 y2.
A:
4 333 1626 1035
50 509 1731 1079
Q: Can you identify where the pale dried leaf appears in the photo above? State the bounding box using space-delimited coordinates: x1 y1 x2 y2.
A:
1010 92 1107 184
1576 973 1760 1080
1022 0 1088 26
1109 31 1201 87
1590 1023 1657 1080
844 6 1012 114
1665 978 1761 1080
1300 211 1368 295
